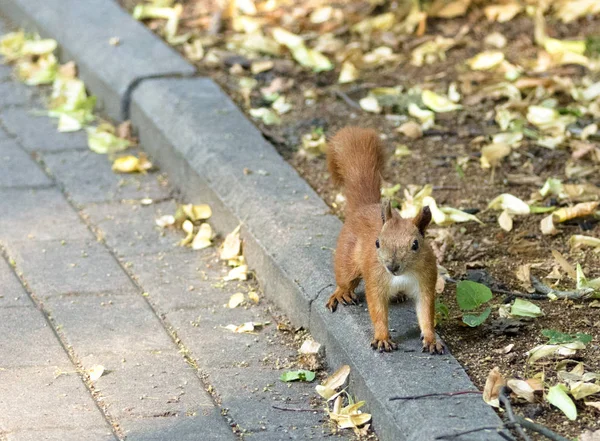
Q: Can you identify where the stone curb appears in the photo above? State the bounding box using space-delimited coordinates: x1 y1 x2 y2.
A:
0 2 504 440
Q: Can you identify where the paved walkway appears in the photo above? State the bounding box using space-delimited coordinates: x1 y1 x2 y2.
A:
0 51 353 440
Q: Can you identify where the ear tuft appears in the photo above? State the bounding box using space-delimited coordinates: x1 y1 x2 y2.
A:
381 199 394 223
414 206 432 235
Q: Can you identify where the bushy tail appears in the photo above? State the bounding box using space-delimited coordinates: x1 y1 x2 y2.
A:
327 127 384 214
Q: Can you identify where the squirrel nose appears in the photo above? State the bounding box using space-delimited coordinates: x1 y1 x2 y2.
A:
387 264 399 274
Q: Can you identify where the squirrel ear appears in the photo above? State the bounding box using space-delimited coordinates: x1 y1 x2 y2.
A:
414 206 432 235
381 199 394 223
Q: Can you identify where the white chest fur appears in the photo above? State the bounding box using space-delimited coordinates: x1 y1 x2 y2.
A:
388 272 421 299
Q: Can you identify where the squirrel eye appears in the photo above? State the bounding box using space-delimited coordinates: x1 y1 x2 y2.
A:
375 239 380 249
411 239 419 251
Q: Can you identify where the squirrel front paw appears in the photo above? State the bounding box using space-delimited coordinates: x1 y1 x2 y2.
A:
421 333 446 355
370 336 398 352
326 289 358 312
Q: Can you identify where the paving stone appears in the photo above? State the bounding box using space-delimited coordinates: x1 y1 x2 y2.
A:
78 351 214 420
0 188 91 246
0 258 32 308
0 108 88 152
0 139 52 188
43 292 174 355
6 428 116 441
0 81 39 108
82 200 181 257
0 365 109 431
42 150 172 205
126 249 240 312
0 125 10 139
121 414 234 441
8 238 136 298
0 307 71 368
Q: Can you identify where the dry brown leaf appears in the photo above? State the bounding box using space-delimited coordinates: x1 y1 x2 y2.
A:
507 379 536 403
553 202 599 223
540 214 559 235
516 264 534 293
584 402 600 411
483 366 505 407
551 250 577 279
316 365 350 400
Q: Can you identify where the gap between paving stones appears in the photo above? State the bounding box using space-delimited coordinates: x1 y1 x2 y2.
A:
0 247 121 441
0 2 506 439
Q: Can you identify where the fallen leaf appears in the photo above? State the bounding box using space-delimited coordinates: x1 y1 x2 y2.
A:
155 215 175 228
111 154 153 173
220 224 242 260
224 265 248 281
510 298 543 318
359 95 381 114
553 202 599 223
569 235 600 251
421 90 462 112
488 194 530 215
182 204 212 221
408 103 434 130
571 382 600 400
507 379 536 403
228 292 245 308
541 214 559 235
191 223 212 250
481 143 511 169
498 209 513 232
516 264 534 293
271 27 332 72
87 365 105 382
467 51 505 70
483 367 505 408
527 341 586 363
484 2 522 22
584 402 600 411
316 365 350 400
248 291 260 303
280 370 316 382
547 384 577 421
397 121 422 139
338 61 359 84
224 322 255 333
249 107 281 125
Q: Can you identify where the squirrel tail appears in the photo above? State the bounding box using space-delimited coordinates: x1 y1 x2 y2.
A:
327 127 384 214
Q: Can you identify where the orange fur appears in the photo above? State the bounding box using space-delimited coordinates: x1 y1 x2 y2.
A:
326 127 444 354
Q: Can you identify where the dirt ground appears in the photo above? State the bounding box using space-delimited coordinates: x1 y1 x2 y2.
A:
120 1 600 439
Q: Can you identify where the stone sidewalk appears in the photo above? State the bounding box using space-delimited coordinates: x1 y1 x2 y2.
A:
0 59 356 440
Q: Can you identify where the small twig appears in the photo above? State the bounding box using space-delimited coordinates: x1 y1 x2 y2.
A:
499 387 531 441
531 276 591 300
491 288 550 301
389 390 482 401
513 416 571 441
332 90 362 110
272 405 318 412
435 425 516 441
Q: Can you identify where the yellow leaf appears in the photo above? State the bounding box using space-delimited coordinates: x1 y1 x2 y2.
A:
248 291 260 304
220 225 242 260
182 204 212 221
224 265 248 281
553 202 599 223
228 293 245 308
481 143 511 169
467 51 505 70
191 223 212 250
421 90 462 112
498 210 513 232
338 61 359 84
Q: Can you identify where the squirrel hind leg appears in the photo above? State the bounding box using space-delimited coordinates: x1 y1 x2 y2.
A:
326 279 360 312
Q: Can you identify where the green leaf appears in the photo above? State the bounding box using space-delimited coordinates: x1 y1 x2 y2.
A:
463 307 492 327
546 384 577 421
280 370 315 383
435 300 449 320
510 298 543 318
541 329 592 345
456 281 493 311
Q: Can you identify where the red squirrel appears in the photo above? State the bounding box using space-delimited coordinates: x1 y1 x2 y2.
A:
326 127 445 354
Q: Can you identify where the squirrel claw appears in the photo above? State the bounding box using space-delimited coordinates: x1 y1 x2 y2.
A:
326 290 358 312
421 335 446 355
371 337 398 352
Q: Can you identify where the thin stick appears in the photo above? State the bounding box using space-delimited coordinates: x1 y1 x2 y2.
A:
333 90 362 110
513 416 571 441
272 405 318 412
435 425 516 441
499 387 531 441
389 390 482 401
